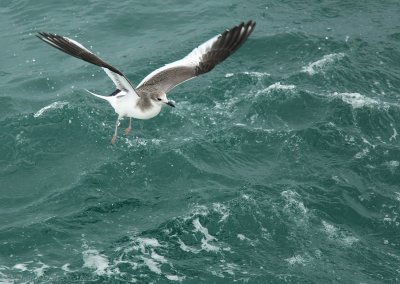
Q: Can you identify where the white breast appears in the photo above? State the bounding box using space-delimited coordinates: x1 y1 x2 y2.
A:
112 95 162 120
130 103 162 120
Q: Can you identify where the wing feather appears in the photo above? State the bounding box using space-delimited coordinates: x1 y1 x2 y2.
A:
136 20 256 94
37 32 139 96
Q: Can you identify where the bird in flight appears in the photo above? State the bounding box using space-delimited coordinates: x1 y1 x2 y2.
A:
37 21 256 144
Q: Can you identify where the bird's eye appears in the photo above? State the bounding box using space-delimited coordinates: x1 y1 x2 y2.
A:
157 98 162 101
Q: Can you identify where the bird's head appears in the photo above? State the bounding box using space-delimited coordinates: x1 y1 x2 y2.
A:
151 93 175 107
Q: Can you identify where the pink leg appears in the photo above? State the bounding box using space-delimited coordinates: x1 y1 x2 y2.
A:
111 117 121 144
124 118 132 136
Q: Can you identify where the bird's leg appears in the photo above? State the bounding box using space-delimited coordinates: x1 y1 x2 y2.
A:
124 118 132 136
111 117 121 144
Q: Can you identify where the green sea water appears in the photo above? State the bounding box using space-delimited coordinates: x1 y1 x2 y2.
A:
1 0 400 283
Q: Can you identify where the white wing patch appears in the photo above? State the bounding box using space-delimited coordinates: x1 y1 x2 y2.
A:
64 37 91 52
102 68 135 93
136 34 220 89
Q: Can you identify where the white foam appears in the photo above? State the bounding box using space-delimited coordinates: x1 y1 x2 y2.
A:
281 190 308 216
13 263 28 271
178 239 200 254
61 263 72 272
342 236 359 246
122 236 174 277
125 237 161 254
151 251 167 263
285 255 306 265
82 249 110 276
0 273 14 284
385 161 399 174
166 275 185 281
213 203 229 223
135 238 161 254
242 71 271 78
322 220 337 235
333 92 378 109
387 160 399 167
138 238 160 247
331 175 340 183
210 269 225 278
322 220 358 246
33 262 49 277
261 227 270 240
383 215 392 222
220 262 239 276
389 123 398 141
192 218 219 252
225 71 270 78
362 137 375 148
142 257 161 274
184 204 209 221
264 82 296 93
15 131 27 145
237 234 246 241
395 192 400 202
302 53 345 75
242 194 250 200
34 101 68 118
354 148 369 159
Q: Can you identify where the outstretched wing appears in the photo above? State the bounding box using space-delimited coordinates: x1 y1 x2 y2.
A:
37 32 139 97
136 20 256 94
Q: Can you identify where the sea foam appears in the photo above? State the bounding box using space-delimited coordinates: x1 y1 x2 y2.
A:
302 53 345 75
34 101 68 118
82 249 111 276
332 92 378 108
193 218 219 252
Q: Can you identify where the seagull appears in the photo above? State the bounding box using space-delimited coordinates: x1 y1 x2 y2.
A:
37 20 256 144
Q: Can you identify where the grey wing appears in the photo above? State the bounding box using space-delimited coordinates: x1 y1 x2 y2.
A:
136 20 256 94
37 32 139 96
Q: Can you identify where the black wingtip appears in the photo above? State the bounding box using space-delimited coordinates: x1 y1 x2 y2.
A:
36 32 45 39
37 32 52 39
36 31 125 77
36 32 56 42
243 20 256 32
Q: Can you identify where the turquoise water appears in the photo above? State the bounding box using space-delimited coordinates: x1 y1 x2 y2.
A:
1 0 400 283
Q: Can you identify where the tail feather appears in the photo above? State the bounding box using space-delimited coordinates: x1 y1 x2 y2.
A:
84 89 112 101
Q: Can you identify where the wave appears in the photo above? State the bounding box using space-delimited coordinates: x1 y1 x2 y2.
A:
225 71 271 78
332 92 379 108
302 53 345 75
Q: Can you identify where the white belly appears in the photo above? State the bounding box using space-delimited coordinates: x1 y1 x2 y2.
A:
112 95 162 120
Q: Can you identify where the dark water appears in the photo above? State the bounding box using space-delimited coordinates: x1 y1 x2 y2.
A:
1 0 400 283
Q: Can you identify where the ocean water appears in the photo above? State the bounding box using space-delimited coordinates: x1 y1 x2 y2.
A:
1 0 400 283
